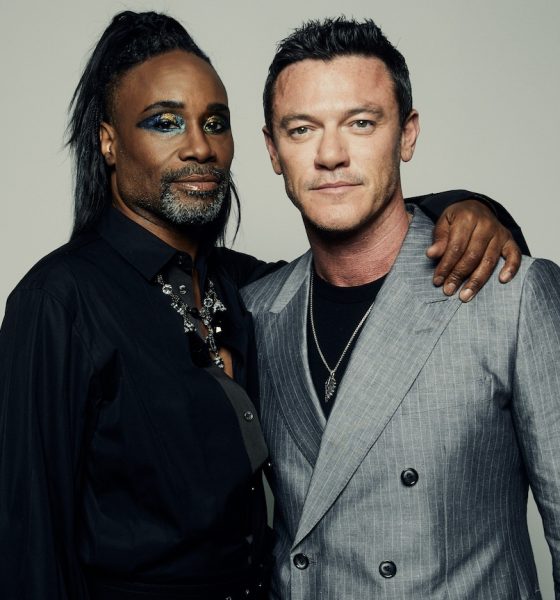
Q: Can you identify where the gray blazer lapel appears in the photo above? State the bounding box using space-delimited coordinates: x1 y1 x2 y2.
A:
294 209 462 547
264 252 326 467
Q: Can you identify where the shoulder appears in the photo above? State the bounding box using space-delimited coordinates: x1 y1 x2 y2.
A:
240 252 310 313
523 257 560 285
477 256 560 303
211 247 285 288
519 257 560 306
453 256 560 335
8 231 104 312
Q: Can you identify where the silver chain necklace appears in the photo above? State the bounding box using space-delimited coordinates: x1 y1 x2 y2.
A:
157 273 226 369
309 270 375 402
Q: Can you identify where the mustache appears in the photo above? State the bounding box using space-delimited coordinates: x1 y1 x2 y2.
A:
161 165 229 186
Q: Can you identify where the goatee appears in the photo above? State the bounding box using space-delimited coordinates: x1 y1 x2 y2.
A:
159 165 229 226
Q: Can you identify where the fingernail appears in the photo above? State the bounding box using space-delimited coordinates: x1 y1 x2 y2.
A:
460 288 474 302
433 276 444 287
500 270 512 283
444 283 456 295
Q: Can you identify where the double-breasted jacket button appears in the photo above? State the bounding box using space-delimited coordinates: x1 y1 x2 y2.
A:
293 553 309 570
400 467 419 487
243 410 254 422
379 560 397 578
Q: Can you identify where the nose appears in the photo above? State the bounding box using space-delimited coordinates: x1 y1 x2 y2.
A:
178 126 216 163
315 128 349 170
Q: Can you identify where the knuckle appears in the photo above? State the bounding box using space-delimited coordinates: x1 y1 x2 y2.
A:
481 254 499 267
466 277 482 291
436 260 453 274
447 271 465 284
448 244 464 257
465 249 482 263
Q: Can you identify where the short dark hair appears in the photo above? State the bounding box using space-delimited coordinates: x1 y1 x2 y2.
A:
67 10 239 245
263 17 413 133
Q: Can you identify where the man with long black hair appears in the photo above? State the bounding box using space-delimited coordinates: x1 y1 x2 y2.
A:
0 11 526 600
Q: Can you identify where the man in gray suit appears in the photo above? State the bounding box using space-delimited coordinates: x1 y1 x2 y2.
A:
242 18 560 599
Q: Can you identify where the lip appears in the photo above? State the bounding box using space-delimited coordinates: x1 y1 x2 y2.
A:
173 175 220 191
311 181 361 192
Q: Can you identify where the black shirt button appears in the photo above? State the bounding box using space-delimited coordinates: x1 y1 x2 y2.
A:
401 467 419 487
243 410 254 422
379 560 397 578
293 553 309 570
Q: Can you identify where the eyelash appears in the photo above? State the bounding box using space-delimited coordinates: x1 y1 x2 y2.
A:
139 113 185 134
288 126 311 137
138 113 230 136
203 116 230 135
288 119 376 138
352 119 375 130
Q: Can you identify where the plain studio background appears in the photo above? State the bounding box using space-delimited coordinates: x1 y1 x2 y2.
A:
1 0 559 596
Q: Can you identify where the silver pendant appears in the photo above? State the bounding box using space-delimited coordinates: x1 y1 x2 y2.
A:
325 372 337 402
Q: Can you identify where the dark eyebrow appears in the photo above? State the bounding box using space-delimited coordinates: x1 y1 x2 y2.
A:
142 100 185 113
141 101 230 114
207 103 230 114
278 105 385 130
345 105 385 119
279 113 313 130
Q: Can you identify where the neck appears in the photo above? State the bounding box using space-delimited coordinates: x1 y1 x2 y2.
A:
113 198 199 258
308 197 410 287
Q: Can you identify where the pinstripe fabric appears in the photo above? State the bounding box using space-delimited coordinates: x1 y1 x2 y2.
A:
242 208 560 599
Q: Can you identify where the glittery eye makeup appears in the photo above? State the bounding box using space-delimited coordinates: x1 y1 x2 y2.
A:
138 112 186 134
203 115 230 135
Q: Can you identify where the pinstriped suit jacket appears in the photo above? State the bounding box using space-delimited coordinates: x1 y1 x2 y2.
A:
241 208 560 599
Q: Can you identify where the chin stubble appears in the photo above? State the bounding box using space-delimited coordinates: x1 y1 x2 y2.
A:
158 165 229 225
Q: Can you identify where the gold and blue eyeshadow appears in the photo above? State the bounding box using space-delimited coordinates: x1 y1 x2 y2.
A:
137 113 230 135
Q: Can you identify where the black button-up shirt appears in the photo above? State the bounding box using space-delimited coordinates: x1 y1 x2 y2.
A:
0 208 274 598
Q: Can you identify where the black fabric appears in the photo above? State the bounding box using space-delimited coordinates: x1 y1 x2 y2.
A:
307 268 386 418
85 563 269 599
0 207 269 599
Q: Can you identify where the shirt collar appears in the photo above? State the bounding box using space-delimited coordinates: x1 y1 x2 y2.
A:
96 207 209 282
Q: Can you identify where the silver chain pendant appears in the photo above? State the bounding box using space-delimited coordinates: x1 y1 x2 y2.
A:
325 372 337 402
309 270 376 403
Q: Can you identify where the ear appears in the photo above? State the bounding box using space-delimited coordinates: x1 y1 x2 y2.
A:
263 126 283 175
100 122 117 166
400 110 420 163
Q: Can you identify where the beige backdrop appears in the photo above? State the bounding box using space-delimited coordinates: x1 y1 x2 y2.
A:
1 0 559 596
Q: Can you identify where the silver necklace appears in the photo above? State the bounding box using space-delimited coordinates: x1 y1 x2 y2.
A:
157 273 226 369
309 270 375 402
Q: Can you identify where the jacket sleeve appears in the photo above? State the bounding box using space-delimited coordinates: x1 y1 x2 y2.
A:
512 259 560 597
0 287 93 599
407 189 531 255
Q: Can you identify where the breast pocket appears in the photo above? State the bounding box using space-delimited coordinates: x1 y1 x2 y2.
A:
399 372 494 416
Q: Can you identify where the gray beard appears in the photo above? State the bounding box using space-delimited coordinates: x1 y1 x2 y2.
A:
159 185 226 226
158 166 229 226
